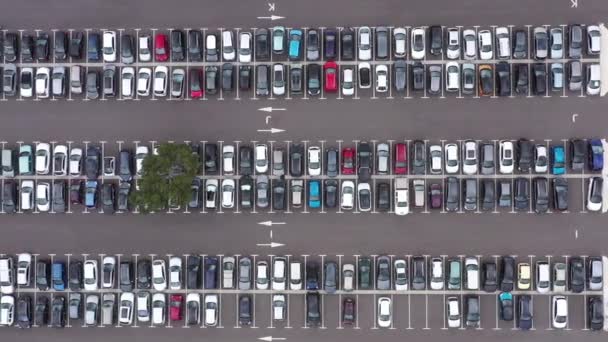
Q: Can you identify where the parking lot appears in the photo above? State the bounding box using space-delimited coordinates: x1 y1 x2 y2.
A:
1 0 608 342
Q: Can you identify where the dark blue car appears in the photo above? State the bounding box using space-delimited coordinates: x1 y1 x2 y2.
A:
204 257 218 289
588 139 604 171
52 262 65 291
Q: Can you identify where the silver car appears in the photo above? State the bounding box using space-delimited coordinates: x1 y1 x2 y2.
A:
238 257 252 290
256 175 269 208
101 294 115 325
376 143 389 174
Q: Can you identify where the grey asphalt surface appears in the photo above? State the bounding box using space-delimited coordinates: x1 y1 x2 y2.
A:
2 0 608 341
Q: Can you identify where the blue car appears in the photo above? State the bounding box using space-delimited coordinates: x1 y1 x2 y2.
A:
588 139 604 171
552 146 565 175
288 29 302 60
308 180 321 208
85 180 98 208
52 262 65 291
204 257 218 289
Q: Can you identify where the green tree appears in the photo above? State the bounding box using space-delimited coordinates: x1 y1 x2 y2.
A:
131 143 199 212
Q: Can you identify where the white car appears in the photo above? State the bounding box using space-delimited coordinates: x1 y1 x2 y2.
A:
307 146 321 176
221 179 235 208
464 257 479 290
446 28 460 59
271 257 287 291
222 145 235 174
169 257 182 290
499 141 514 173
171 69 185 97
238 32 252 63
411 28 425 59
222 30 236 61
53 144 68 176
83 260 98 291
445 62 460 92
553 263 567 292
357 182 371 212
272 294 286 321
204 294 219 326
256 261 269 290
121 67 135 98
0 295 15 326
536 262 550 293
377 297 392 328
587 25 601 55
272 64 285 96
153 66 168 97
375 65 388 92
357 27 372 60
186 293 200 325
137 67 152 96
446 297 461 328
377 143 389 174
136 292 150 322
35 67 50 98
69 147 83 176
151 293 166 325
342 264 355 291
342 68 354 96
394 259 408 290
16 253 31 286
534 145 548 173
101 256 116 288
0 258 15 293
429 145 442 174
445 143 459 174
118 292 135 325
254 144 268 174
462 141 478 175
20 68 34 97
135 146 149 176
478 30 493 60
20 181 34 211
551 296 568 329
430 258 444 290
462 29 477 59
102 31 117 62
222 256 235 289
340 181 355 210
152 259 167 291
495 27 510 59
35 182 50 212
587 177 603 211
393 27 407 58
205 179 219 209
586 64 600 96
84 294 99 326
138 36 151 62
394 178 409 216
35 143 51 174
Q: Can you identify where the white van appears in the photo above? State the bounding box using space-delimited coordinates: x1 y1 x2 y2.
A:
271 257 287 291
289 261 302 290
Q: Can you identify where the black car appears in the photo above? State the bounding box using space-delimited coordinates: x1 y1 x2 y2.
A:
3 33 18 62
326 148 338 177
394 60 407 92
2 181 17 213
119 261 133 291
479 66 493 95
533 177 549 214
51 296 65 328
569 257 585 293
553 177 568 211
324 262 338 293
290 144 304 177
120 34 135 64
117 181 130 211
377 182 391 211
171 30 185 61
307 63 321 96
358 257 372 289
289 65 303 94
205 66 218 95
514 178 530 211
306 261 320 290
324 180 338 208
85 147 100 179
204 143 218 174
21 35 35 62
357 142 372 181
532 63 546 95
445 177 460 212
68 261 83 290
86 70 100 99
239 65 251 91
137 260 152 289
69 31 84 58
518 295 533 330
515 64 529 94
411 140 426 174
341 28 355 60
187 30 203 61
495 62 510 96
428 25 443 55
36 34 50 61
239 176 254 209
204 257 218 289
239 146 253 175
588 297 603 331
342 298 356 325
481 179 495 211
463 178 477 211
517 139 534 172
375 27 389 60
101 183 115 214
35 298 48 326
36 261 50 290
570 139 586 170
187 256 201 289
272 179 286 210
306 292 321 327
482 262 498 292
411 257 426 290
52 180 67 213
16 295 31 329
512 29 527 58
221 63 234 91
238 295 252 325
324 29 337 60
569 24 583 58
255 28 270 61
465 296 480 328
54 31 68 60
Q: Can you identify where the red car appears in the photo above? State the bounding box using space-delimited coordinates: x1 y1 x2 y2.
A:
169 294 183 321
190 68 203 98
341 148 355 174
155 34 169 62
394 143 407 174
323 61 338 92
429 183 442 209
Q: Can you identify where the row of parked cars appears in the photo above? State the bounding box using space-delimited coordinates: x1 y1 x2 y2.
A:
1 24 600 64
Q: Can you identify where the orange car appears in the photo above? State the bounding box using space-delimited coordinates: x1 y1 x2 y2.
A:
478 64 493 96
